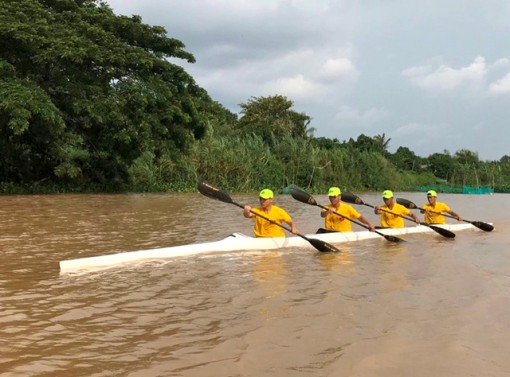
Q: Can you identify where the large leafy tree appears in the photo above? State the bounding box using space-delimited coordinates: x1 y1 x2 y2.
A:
453 149 481 186
345 134 379 153
236 95 313 144
426 151 455 181
390 146 424 172
454 149 479 165
0 0 213 186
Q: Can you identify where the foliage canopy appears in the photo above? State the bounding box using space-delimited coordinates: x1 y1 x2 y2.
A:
1 1 509 194
0 0 232 187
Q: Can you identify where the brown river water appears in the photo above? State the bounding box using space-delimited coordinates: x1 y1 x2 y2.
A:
0 191 509 377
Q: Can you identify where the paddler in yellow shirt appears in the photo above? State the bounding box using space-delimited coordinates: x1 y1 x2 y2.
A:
374 190 420 228
321 187 375 232
421 190 463 224
243 188 298 237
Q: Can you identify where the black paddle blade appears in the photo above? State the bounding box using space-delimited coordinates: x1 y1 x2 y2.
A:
291 187 317 205
470 221 494 232
384 234 406 243
428 225 456 238
396 198 418 209
316 228 336 234
308 238 341 253
341 192 364 205
197 182 233 204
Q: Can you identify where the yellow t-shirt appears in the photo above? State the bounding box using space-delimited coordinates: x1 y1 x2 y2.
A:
421 202 450 224
323 203 361 232
380 203 411 228
251 205 292 237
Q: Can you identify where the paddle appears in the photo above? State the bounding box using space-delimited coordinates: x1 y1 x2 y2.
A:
290 187 405 243
340 192 456 239
197 182 340 253
396 198 494 232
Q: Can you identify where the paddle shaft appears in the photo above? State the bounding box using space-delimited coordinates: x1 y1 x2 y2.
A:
233 202 340 253
423 210 493 231
315 203 402 242
289 188 404 242
396 198 494 232
233 201 295 237
396 197 459 220
340 192 455 238
363 203 432 228
198 182 340 252
361 202 421 224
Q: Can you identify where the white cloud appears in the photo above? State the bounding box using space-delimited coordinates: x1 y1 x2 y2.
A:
403 56 487 92
492 58 510 69
390 122 460 156
317 58 359 82
334 106 389 126
401 65 433 77
393 122 427 137
105 0 510 160
488 73 510 94
190 47 360 105
265 74 322 101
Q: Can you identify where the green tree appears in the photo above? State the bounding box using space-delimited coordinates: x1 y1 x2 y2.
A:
426 151 455 181
346 134 379 153
500 155 510 164
236 95 313 143
390 146 423 172
454 149 479 165
0 0 219 187
373 132 391 154
453 149 481 186
311 136 343 150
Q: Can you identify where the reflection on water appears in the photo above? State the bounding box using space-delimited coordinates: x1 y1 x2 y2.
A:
0 193 509 376
253 252 288 298
315 246 356 273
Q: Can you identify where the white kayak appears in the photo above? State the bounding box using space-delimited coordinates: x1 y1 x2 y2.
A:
59 223 489 273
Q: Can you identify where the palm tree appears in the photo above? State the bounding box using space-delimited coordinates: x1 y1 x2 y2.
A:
373 133 391 154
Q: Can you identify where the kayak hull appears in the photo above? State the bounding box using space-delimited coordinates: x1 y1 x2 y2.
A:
59 223 486 273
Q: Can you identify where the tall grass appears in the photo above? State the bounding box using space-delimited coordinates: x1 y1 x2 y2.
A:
127 134 433 193
4 132 504 194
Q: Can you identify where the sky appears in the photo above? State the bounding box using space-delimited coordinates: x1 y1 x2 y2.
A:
104 0 510 161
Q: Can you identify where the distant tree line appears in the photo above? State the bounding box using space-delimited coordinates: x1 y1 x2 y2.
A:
1 0 509 194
